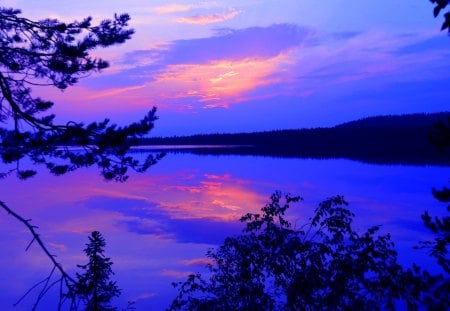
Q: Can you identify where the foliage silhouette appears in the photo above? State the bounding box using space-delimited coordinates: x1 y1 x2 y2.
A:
169 192 441 311
425 186 450 272
0 7 161 309
70 231 121 311
0 7 162 182
430 0 450 33
424 0 450 300
419 116 450 305
417 186 450 307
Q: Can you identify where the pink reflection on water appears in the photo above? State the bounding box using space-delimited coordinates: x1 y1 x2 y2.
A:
0 155 448 310
0 156 273 309
181 257 212 267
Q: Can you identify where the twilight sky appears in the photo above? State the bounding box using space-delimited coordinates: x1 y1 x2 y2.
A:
7 0 450 136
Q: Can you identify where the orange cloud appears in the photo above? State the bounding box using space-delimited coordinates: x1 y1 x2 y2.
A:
177 9 241 25
153 52 293 108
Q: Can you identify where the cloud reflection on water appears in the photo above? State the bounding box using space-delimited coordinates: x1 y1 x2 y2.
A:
0 154 448 309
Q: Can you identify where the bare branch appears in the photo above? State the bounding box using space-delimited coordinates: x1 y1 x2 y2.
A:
0 200 76 284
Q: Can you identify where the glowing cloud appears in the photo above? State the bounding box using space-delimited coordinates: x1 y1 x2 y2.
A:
152 4 192 15
152 52 294 108
177 9 241 25
72 24 309 113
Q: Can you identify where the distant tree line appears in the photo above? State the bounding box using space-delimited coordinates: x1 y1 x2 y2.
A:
140 113 450 166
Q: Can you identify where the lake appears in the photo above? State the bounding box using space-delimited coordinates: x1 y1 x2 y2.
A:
0 152 448 310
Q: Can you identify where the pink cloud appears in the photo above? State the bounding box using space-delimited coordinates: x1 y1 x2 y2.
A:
161 269 192 279
152 4 192 15
204 173 231 180
150 171 267 221
177 9 240 25
47 242 68 252
151 52 294 109
181 257 212 267
38 24 309 115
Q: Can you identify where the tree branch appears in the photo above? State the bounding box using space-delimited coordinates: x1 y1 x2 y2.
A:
0 200 76 284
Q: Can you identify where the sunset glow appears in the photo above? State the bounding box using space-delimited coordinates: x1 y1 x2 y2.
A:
152 54 292 108
10 0 445 136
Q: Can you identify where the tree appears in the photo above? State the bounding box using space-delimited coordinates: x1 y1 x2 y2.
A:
0 7 162 182
430 0 450 33
423 2 450 303
169 192 444 310
70 231 121 311
0 7 162 308
420 117 450 304
421 185 450 273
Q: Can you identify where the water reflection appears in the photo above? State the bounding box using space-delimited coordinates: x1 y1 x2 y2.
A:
0 153 448 310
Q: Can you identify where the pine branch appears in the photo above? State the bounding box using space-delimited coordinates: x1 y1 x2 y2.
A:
0 200 77 308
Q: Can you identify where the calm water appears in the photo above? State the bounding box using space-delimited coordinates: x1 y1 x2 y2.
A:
0 153 448 310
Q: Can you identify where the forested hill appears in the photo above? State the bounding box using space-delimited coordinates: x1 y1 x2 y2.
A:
335 113 450 129
140 112 450 166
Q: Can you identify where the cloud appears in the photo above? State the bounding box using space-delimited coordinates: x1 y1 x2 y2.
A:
73 170 267 244
161 24 309 64
47 242 68 252
102 24 309 109
161 269 192 279
71 24 310 111
329 31 361 41
152 4 192 15
151 3 240 25
177 8 241 25
76 24 450 116
122 217 242 245
150 54 293 108
181 257 212 267
393 35 450 55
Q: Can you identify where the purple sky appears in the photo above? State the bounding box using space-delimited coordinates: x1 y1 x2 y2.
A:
7 1 450 135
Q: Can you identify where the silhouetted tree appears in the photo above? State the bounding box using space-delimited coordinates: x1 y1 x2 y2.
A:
0 7 162 309
420 4 450 304
0 7 162 182
169 192 437 310
417 187 450 307
71 231 120 311
420 117 450 305
430 0 450 32
421 164 450 275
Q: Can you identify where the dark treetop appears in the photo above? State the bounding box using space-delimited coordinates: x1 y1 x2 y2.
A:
169 192 448 311
0 7 162 182
430 0 450 32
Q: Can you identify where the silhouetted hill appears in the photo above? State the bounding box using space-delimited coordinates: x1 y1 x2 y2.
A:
336 113 450 129
139 112 450 166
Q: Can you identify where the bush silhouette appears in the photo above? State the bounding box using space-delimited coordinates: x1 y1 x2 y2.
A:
170 192 444 310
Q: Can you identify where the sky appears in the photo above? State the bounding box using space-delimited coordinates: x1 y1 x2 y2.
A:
5 0 450 135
